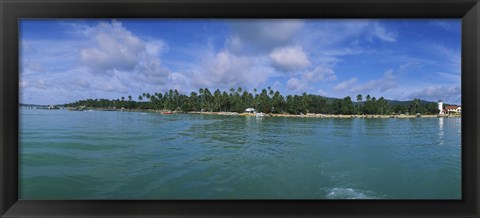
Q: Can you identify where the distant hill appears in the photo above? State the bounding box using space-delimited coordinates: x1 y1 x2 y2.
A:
316 96 339 104
20 103 49 107
20 103 63 108
313 95 437 106
381 99 436 106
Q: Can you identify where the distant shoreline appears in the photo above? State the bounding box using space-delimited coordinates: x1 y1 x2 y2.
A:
55 107 462 119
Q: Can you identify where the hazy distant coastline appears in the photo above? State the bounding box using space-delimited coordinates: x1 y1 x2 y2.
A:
22 87 461 118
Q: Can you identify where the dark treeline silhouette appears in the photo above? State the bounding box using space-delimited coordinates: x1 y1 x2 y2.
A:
64 87 443 115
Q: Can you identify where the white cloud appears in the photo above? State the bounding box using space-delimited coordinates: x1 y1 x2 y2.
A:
31 79 49 89
227 20 304 53
19 81 28 88
79 21 145 72
370 23 397 42
71 79 92 90
132 54 171 84
145 40 167 56
282 65 336 94
21 60 46 77
322 47 364 56
24 61 45 72
191 50 271 91
302 65 336 82
100 80 128 93
74 20 178 95
270 46 311 72
168 72 191 91
431 20 460 32
301 20 396 51
20 20 182 104
271 80 283 91
350 69 397 93
334 78 358 92
426 43 461 90
20 40 33 52
300 20 366 47
437 72 460 82
408 86 460 104
286 78 306 92
431 43 461 67
79 20 167 77
21 19 433 105
398 60 422 72
317 89 328 96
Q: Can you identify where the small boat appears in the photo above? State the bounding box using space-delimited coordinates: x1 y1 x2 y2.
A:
416 113 422 118
162 111 173 115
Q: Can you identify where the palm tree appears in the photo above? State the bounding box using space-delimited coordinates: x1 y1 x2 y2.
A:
409 98 422 114
222 91 229 111
356 94 363 114
173 89 180 110
199 88 204 110
190 92 199 111
214 89 221 111
272 91 284 113
237 87 242 94
356 94 362 102
253 88 258 109
204 88 212 111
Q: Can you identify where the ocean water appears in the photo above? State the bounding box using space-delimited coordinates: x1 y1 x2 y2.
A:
19 109 461 199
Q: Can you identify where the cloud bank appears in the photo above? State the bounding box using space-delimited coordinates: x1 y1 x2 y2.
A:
19 19 461 105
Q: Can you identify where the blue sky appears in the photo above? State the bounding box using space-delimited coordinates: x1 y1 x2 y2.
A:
20 19 461 105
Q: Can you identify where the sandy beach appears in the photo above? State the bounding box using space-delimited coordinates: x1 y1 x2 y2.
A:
66 107 460 119
188 111 461 119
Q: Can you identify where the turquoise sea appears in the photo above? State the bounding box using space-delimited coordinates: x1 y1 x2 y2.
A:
19 109 461 199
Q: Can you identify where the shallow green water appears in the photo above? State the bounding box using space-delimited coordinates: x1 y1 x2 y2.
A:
19 109 461 199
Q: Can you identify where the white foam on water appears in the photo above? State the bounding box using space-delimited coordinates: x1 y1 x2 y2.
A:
323 187 381 199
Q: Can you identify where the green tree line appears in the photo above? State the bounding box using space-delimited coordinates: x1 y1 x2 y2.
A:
64 87 442 115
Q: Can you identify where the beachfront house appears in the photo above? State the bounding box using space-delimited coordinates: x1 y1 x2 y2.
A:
245 108 256 113
444 105 461 114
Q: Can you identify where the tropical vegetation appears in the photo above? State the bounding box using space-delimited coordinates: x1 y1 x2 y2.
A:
64 87 444 115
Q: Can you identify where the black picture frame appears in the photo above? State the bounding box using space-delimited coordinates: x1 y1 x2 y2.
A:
1 0 479 217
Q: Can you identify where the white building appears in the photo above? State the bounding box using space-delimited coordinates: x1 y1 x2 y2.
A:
245 108 256 113
445 105 461 114
437 100 444 115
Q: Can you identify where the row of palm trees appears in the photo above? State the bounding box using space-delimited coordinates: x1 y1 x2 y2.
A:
64 87 441 115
